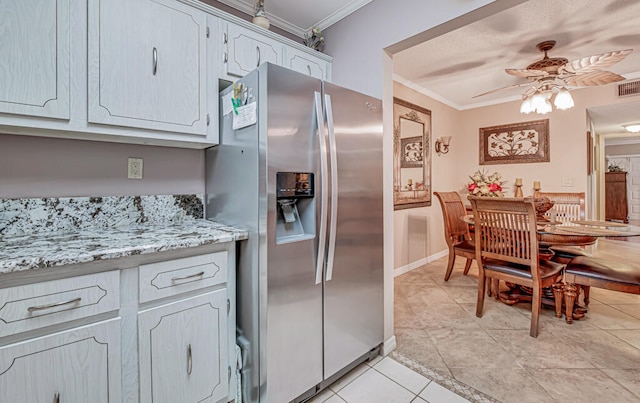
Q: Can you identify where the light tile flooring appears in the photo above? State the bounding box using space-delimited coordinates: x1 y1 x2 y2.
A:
393 239 640 403
306 239 640 403
306 355 472 403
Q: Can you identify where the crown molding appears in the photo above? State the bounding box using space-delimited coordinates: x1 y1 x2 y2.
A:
313 0 372 32
393 74 521 111
215 0 372 37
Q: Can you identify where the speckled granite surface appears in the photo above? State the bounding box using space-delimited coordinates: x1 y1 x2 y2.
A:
0 195 248 274
0 195 205 236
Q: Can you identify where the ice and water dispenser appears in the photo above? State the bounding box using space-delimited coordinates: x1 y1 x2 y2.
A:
275 172 315 244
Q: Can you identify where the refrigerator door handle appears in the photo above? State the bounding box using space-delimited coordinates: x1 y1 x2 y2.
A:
314 91 328 285
324 94 338 282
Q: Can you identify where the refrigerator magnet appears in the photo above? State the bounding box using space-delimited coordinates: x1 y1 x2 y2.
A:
232 102 257 130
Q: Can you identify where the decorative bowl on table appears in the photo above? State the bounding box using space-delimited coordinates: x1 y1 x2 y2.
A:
524 196 555 222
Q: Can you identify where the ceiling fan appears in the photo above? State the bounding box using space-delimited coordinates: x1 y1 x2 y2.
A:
474 40 633 113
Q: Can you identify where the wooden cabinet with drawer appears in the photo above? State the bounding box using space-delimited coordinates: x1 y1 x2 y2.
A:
0 270 119 338
138 251 227 303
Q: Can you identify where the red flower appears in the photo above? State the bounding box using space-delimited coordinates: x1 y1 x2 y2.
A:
468 183 478 192
488 183 502 192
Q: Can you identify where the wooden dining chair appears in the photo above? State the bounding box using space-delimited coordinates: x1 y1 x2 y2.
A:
537 191 595 302
434 191 475 281
469 196 564 337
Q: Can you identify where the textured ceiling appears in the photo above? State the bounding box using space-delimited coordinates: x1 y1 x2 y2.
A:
392 0 640 137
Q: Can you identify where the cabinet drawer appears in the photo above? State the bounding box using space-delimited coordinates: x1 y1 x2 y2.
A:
139 252 227 303
0 271 120 338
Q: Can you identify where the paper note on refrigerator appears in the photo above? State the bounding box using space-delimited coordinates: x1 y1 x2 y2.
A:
233 102 257 130
222 92 234 116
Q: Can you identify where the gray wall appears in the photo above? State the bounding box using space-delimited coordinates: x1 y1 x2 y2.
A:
322 0 524 98
0 134 204 198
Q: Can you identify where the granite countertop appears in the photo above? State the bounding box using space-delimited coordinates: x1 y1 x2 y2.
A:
0 220 248 274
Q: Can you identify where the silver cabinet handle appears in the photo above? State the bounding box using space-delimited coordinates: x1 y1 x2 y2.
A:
307 65 312 75
153 47 158 75
54 393 60 403
187 344 193 375
223 52 228 63
223 32 228 44
256 46 260 67
171 271 205 282
28 297 81 312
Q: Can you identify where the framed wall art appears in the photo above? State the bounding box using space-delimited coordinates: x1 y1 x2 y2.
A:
479 119 550 165
393 97 432 209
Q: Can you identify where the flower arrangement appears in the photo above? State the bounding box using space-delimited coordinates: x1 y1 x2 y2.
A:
303 27 324 52
467 169 505 197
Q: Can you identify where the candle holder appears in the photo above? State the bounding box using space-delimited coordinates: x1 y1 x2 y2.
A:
514 184 523 198
533 181 541 198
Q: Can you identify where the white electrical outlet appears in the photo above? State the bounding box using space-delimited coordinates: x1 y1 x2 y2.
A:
128 158 143 179
562 177 575 187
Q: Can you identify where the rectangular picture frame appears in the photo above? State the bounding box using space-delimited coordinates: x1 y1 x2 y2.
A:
479 119 550 165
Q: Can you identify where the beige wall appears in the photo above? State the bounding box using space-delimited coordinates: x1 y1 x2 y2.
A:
393 81 461 272
394 80 640 270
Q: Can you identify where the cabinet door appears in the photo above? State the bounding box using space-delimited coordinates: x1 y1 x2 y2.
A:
88 0 208 135
285 48 328 80
226 23 282 77
138 290 228 403
0 0 70 119
0 319 121 403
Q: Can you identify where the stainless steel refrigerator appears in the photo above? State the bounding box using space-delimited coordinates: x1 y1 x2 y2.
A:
205 63 383 403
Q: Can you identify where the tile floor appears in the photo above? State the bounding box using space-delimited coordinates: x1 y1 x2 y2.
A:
306 355 472 403
393 239 640 403
305 239 640 403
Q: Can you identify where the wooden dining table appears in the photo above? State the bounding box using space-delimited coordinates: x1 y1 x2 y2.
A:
461 215 640 316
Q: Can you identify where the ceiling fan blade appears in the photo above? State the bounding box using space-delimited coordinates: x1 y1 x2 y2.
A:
565 70 626 86
472 81 532 98
561 49 633 74
505 68 548 78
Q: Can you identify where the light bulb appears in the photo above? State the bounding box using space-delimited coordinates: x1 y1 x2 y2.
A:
554 88 574 110
536 99 552 114
520 98 534 114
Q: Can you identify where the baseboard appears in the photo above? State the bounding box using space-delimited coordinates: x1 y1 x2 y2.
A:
381 335 396 356
394 249 449 277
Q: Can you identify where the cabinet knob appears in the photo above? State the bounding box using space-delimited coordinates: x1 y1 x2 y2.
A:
256 46 261 67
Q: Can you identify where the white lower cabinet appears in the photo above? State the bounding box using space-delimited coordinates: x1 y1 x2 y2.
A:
138 290 229 403
0 318 121 403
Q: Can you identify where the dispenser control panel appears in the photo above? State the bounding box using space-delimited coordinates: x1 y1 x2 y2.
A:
276 172 314 199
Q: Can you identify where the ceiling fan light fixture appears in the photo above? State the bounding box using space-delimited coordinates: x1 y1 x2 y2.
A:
536 99 552 114
554 88 574 110
624 124 640 133
530 92 551 114
520 97 534 114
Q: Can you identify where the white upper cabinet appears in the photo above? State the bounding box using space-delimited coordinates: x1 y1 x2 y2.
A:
285 47 331 81
224 22 282 78
88 0 208 136
0 0 70 119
